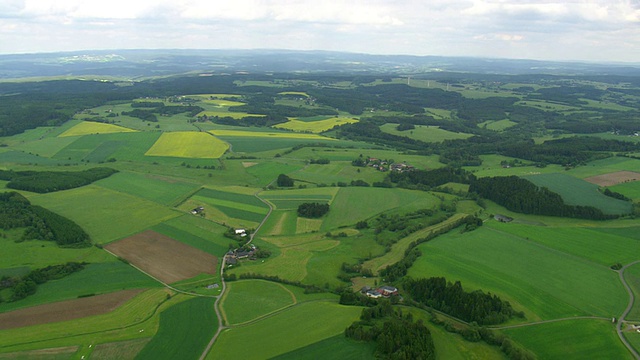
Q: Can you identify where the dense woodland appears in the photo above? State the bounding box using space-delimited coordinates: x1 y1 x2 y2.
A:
0 167 117 193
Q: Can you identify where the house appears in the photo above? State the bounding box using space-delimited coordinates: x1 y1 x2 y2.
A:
226 257 238 265
235 229 247 236
494 214 513 223
191 206 204 215
236 250 251 259
378 286 398 296
366 290 383 298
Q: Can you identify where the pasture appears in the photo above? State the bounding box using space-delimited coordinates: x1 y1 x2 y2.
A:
220 280 295 325
524 173 632 215
52 132 161 163
503 319 631 359
29 185 179 244
208 301 361 360
136 297 217 360
152 218 229 257
96 171 201 206
273 117 358 133
291 163 387 185
379 123 473 142
0 289 143 331
477 119 517 131
321 187 440 230
58 121 136 137
272 335 374 360
623 262 640 321
105 230 217 284
407 225 628 321
209 129 334 141
145 132 229 159
184 187 269 227
89 338 151 360
0 288 181 353
0 262 159 313
261 187 337 210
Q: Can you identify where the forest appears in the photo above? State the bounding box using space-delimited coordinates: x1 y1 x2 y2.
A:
0 167 117 193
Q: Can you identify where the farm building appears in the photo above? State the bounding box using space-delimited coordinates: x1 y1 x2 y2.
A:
494 214 513 223
235 229 247 237
191 206 204 215
378 286 398 296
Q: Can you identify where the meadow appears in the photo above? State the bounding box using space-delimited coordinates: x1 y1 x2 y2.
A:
29 185 180 244
0 289 182 353
52 131 162 163
220 280 296 325
379 123 473 142
503 319 631 359
135 296 217 360
95 171 201 206
524 173 632 215
0 262 159 313
408 224 628 321
145 132 229 159
208 301 361 360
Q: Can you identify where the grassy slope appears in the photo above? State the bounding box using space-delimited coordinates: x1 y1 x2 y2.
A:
221 280 295 325
408 225 627 320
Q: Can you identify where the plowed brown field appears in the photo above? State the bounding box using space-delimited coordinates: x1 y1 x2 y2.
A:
105 230 217 284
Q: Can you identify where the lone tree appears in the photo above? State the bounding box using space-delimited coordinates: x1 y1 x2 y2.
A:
277 174 294 187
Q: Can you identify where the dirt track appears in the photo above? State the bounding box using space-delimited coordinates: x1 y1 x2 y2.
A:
0 289 143 330
105 230 217 284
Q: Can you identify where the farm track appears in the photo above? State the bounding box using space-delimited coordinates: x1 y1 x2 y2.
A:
199 186 274 359
616 260 640 360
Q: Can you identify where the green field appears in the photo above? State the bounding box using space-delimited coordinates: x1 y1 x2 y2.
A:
478 119 517 131
271 334 375 360
524 173 632 215
321 187 440 230
52 132 162 163
145 132 229 159
408 225 627 321
0 289 182 353
0 262 160 313
29 185 180 244
96 171 200 206
379 123 473 142
136 296 217 360
208 301 361 359
221 280 295 325
504 319 632 359
610 181 640 201
186 187 270 226
261 187 337 210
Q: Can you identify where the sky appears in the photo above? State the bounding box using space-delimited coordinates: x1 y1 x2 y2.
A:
1 0 640 63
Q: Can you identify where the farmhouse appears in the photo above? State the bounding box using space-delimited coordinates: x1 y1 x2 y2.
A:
378 286 398 296
366 290 383 299
494 214 513 223
235 229 247 237
191 206 204 215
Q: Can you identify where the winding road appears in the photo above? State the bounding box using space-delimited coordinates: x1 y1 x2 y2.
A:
616 260 640 360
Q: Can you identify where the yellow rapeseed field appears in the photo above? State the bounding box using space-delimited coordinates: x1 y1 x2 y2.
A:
59 121 137 137
145 132 229 158
273 117 358 133
208 130 335 140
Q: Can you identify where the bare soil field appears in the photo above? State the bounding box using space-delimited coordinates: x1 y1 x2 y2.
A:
105 230 217 284
0 289 143 331
0 346 78 359
585 171 640 186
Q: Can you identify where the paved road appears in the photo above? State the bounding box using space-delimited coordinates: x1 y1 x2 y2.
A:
616 260 640 360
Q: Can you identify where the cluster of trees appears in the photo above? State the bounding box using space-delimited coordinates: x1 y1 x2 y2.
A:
0 192 90 247
0 167 117 193
404 277 524 325
344 301 436 360
276 174 294 187
388 167 475 190
297 202 329 218
0 262 85 302
469 176 615 219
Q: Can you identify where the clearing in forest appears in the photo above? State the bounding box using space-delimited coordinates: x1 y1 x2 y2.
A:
105 230 217 283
